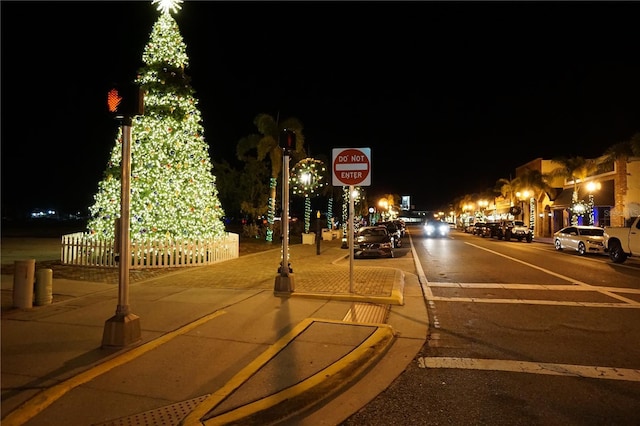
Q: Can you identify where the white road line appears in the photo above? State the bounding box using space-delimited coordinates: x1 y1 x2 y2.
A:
427 282 640 294
417 356 640 382
427 282 640 307
427 296 640 308
466 242 590 284
464 242 640 305
411 237 640 382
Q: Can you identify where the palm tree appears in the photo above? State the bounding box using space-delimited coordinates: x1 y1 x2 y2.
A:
601 132 640 225
511 169 553 229
236 113 305 242
495 177 518 209
549 156 599 225
455 193 477 230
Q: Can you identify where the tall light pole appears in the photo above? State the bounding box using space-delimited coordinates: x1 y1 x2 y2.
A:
516 190 530 222
478 200 488 221
274 129 296 294
586 181 601 225
378 199 389 221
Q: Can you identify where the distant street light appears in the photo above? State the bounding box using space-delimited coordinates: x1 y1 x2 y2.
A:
478 200 488 220
378 199 389 221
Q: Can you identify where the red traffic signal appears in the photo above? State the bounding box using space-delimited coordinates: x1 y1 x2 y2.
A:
280 129 296 152
107 83 144 118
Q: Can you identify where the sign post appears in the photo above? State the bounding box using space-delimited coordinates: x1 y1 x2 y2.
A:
332 148 371 293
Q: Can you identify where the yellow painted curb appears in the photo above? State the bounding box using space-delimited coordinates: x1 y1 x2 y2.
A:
180 318 396 426
2 310 227 426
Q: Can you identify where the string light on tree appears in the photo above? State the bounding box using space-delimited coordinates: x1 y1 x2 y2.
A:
87 0 226 244
341 186 349 247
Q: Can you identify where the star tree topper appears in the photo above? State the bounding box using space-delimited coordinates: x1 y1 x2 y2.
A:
152 0 183 15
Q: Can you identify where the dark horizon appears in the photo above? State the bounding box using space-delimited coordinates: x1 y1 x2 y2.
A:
2 1 639 218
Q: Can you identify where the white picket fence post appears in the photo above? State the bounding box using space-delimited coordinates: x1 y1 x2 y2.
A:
61 232 239 268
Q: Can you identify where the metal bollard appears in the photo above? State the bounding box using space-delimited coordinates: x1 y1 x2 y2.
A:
13 259 35 309
35 268 53 305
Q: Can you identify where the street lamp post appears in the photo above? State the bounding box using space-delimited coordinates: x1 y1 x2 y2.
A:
275 130 296 294
378 199 389 221
516 190 530 222
478 200 488 221
586 181 601 225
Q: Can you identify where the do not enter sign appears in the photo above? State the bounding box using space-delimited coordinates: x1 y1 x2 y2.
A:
332 148 371 186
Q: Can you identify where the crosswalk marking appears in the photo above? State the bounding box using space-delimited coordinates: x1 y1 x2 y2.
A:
417 357 640 382
408 236 640 384
426 282 640 307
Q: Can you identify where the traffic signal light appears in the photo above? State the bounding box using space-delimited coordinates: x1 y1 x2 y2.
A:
280 129 296 152
107 83 144 119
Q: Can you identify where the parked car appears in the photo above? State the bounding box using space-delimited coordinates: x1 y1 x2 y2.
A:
554 225 606 255
493 220 514 240
464 221 476 233
604 216 640 263
472 222 488 236
392 219 406 237
423 220 450 237
511 220 533 242
377 221 402 247
354 226 394 258
482 222 500 238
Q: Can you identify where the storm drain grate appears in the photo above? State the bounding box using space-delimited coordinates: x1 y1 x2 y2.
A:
93 394 209 426
343 302 389 324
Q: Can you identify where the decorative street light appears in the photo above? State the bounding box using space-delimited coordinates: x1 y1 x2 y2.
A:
290 158 326 235
478 200 488 220
378 199 389 221
515 190 531 222
586 181 601 225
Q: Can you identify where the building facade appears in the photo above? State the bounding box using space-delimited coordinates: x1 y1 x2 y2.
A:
511 156 640 238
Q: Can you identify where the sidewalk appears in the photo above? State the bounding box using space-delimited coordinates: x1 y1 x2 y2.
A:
1 237 428 425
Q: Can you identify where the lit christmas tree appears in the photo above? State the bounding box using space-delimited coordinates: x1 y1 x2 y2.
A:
87 0 226 243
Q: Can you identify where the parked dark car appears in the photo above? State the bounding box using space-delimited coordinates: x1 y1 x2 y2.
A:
495 220 514 240
490 219 532 242
472 222 488 236
377 221 402 247
392 219 406 237
464 221 476 233
354 226 394 258
482 222 500 238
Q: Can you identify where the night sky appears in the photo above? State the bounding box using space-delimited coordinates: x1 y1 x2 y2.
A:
2 1 639 218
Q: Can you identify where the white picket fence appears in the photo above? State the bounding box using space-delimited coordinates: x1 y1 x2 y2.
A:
61 232 239 268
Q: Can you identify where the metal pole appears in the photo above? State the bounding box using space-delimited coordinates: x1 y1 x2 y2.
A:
117 123 132 315
102 121 141 347
316 210 321 255
282 150 289 277
349 185 354 293
274 148 294 293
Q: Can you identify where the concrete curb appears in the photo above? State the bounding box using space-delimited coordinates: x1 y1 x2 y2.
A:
182 318 396 425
